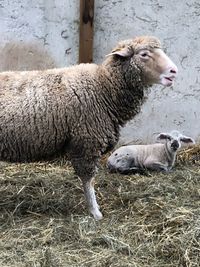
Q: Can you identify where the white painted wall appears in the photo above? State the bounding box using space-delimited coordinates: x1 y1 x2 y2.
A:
93 0 200 144
0 0 79 69
0 0 199 143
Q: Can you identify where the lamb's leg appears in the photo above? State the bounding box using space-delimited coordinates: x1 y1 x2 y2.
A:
117 166 143 174
108 156 138 174
145 161 169 172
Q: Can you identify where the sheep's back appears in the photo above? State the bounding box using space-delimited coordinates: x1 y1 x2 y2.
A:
0 68 77 161
0 64 118 162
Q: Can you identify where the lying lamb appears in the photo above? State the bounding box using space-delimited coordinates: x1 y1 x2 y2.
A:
0 36 178 220
107 130 195 174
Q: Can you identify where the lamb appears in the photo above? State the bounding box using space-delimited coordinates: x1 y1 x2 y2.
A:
107 130 195 174
0 36 178 220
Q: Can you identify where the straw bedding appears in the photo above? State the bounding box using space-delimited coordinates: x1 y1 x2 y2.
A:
0 146 200 267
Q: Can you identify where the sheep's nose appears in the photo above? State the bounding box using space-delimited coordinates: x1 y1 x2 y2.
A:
171 140 179 151
170 66 178 75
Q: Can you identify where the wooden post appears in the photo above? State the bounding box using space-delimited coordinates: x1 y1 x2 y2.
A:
79 0 94 63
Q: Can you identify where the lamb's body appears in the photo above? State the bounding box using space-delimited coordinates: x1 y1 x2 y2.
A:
107 143 175 173
0 36 178 219
107 130 195 174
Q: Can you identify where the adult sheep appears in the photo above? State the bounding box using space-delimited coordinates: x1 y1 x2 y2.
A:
0 36 178 220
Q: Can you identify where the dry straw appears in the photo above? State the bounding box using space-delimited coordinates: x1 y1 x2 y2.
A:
0 146 200 266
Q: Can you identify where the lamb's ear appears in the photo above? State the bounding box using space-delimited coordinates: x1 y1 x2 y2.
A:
180 136 195 144
156 133 172 141
106 47 133 58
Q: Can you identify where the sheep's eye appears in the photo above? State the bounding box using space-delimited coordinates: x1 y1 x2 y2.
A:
141 52 148 57
139 50 150 60
140 51 149 58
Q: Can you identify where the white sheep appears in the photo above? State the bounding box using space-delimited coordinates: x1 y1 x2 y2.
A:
107 131 195 174
0 36 178 219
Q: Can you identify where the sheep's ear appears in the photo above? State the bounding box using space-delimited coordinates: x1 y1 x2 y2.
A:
156 133 172 141
180 136 195 144
106 47 133 58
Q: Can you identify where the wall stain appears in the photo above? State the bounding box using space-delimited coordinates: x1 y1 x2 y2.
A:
0 42 56 71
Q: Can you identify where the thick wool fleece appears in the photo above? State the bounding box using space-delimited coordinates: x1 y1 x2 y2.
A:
0 36 160 178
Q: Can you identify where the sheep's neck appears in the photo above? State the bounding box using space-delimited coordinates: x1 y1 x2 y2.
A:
102 64 147 126
164 143 176 167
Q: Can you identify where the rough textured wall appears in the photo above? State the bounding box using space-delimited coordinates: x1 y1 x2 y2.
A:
0 0 79 70
0 0 199 143
94 0 200 144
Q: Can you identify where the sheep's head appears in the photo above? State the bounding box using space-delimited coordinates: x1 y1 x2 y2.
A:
107 36 178 87
156 130 195 152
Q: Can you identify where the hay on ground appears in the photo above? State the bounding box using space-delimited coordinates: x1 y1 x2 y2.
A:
177 144 200 165
0 149 200 267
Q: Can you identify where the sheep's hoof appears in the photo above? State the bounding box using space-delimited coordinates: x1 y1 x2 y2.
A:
91 209 103 220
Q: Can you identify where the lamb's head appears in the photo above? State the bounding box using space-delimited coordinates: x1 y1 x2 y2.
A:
106 36 178 87
156 130 195 153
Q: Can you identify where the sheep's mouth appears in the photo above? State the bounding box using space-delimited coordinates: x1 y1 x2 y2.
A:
161 76 176 86
171 142 179 151
165 77 173 82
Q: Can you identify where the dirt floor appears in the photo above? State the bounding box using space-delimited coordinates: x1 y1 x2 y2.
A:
0 149 200 267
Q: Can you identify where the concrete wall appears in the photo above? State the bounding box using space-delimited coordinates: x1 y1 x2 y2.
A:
0 0 79 70
0 0 200 143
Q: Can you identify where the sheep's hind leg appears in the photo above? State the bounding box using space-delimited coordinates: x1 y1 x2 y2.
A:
117 166 143 174
145 162 169 172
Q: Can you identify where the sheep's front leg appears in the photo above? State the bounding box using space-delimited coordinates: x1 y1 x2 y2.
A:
69 141 103 220
82 176 103 220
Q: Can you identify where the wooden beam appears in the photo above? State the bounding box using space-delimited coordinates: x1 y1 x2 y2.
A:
79 0 94 63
